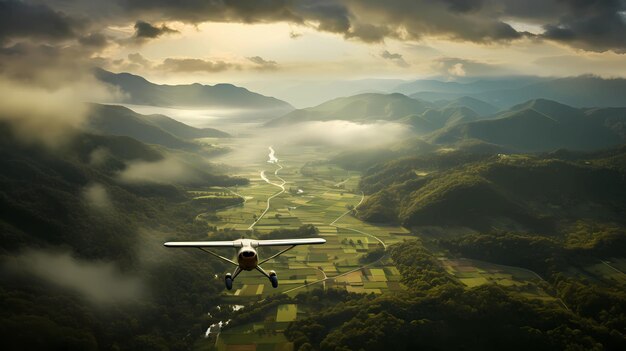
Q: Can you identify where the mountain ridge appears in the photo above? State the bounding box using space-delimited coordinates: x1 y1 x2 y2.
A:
94 68 294 118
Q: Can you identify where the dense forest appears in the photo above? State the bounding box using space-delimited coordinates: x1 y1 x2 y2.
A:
276 240 626 350
357 146 626 235
0 122 247 350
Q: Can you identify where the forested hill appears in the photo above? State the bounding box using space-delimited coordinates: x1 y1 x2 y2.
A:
0 122 246 258
86 103 229 151
357 147 626 240
265 93 434 126
0 120 252 349
239 240 626 351
429 99 626 152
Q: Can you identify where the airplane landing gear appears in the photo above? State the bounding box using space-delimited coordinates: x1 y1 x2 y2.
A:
225 273 233 290
225 267 242 290
269 270 278 288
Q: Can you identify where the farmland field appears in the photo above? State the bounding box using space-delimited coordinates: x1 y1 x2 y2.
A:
195 143 579 350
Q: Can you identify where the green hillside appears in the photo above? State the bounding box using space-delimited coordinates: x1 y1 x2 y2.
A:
0 122 246 252
0 121 252 350
86 104 228 150
442 96 500 115
265 93 434 126
430 99 625 152
358 148 626 234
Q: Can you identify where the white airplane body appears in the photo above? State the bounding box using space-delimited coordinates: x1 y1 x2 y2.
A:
164 238 326 290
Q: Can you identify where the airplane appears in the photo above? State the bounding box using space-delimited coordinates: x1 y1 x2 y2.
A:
164 238 326 290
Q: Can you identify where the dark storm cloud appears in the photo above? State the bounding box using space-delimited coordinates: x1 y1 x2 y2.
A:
345 23 390 43
247 56 279 71
3 0 626 53
296 0 350 33
442 0 485 13
133 20 178 39
78 33 108 48
346 0 524 43
157 58 238 73
0 42 95 83
119 0 301 24
540 0 626 53
0 0 79 42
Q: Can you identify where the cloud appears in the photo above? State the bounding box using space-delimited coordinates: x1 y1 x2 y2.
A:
133 20 178 39
157 57 238 73
275 120 412 148
83 183 113 211
89 147 112 166
4 250 143 304
380 50 410 68
113 54 278 73
431 57 509 78
447 63 466 77
247 56 279 71
0 0 79 43
345 23 390 43
289 31 303 39
128 52 153 68
540 1 626 53
0 76 117 148
78 33 109 48
117 157 201 184
2 0 624 54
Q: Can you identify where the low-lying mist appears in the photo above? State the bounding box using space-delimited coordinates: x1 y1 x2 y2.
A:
214 120 411 166
277 120 412 147
0 76 121 148
4 250 144 305
117 156 201 184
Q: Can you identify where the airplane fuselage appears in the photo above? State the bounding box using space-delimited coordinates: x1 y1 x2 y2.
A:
237 245 258 271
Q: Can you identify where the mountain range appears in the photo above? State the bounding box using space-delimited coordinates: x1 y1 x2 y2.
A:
265 93 434 127
407 76 626 109
430 99 626 152
95 68 294 119
265 91 626 152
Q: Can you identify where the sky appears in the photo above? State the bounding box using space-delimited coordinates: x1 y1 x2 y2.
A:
1 0 626 88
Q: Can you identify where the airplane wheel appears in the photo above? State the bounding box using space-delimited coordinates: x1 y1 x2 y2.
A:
270 275 278 288
225 274 233 290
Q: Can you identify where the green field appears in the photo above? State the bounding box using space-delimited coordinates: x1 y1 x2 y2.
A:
439 257 555 301
195 144 574 350
194 144 414 300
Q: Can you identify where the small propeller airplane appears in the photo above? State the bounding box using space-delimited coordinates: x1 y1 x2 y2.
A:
164 238 326 290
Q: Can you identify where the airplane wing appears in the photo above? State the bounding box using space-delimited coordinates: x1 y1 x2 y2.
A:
255 238 326 247
163 241 237 248
163 238 326 248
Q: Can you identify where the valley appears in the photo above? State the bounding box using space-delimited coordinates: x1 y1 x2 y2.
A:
2 72 625 351
180 139 618 350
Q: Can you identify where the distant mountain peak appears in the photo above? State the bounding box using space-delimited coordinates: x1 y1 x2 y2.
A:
93 69 294 118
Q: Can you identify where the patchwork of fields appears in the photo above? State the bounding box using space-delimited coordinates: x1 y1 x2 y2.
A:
193 145 603 351
197 146 413 299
